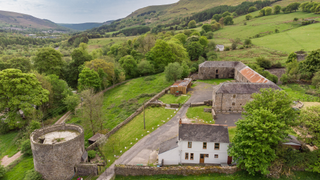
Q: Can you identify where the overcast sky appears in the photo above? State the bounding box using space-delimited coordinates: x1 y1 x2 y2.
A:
0 0 179 24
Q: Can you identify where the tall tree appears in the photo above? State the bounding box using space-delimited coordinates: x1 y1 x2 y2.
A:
119 55 138 78
0 57 32 73
164 62 183 82
33 48 64 76
78 67 101 91
228 88 297 175
0 69 49 129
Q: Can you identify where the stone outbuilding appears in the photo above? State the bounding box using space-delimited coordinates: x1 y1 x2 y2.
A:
170 78 192 94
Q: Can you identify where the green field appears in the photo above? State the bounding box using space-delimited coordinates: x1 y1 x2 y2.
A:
115 170 320 180
186 106 214 124
87 36 136 52
101 107 175 167
279 84 320 102
0 132 19 159
2 156 34 180
159 94 190 104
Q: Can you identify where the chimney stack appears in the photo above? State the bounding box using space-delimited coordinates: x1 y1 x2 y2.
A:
179 118 182 125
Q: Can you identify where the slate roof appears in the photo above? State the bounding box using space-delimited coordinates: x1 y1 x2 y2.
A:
159 137 178 154
171 78 192 87
199 61 239 68
215 82 281 94
284 135 301 145
88 133 103 143
179 123 229 143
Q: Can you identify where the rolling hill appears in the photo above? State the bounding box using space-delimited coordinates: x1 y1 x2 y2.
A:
58 20 114 31
0 10 64 30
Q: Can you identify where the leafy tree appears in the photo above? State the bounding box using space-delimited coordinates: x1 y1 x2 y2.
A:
256 56 271 69
265 7 272 15
260 8 266 16
191 31 201 36
181 61 190 78
224 16 234 25
286 52 297 63
199 36 208 47
63 93 80 113
67 43 92 88
0 69 49 129
21 139 32 156
244 39 252 45
229 88 297 175
206 31 214 39
245 14 253 20
137 60 155 76
119 55 138 78
231 42 237 50
174 33 187 44
312 71 320 88
287 2 301 12
202 24 212 32
274 5 281 14
188 20 196 28
219 17 224 28
186 41 204 60
33 48 64 76
164 62 183 82
85 59 114 82
248 6 257 12
0 165 6 178
146 39 174 71
0 57 32 73
78 67 101 91
211 22 221 31
222 11 231 17
299 49 320 78
232 12 238 17
23 169 43 180
212 14 222 22
299 106 320 147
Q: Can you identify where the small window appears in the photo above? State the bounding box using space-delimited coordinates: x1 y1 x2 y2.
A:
214 143 220 150
205 154 209 158
185 153 189 160
216 69 219 73
214 154 219 158
233 94 236 98
232 102 235 106
190 153 194 160
203 142 207 149
188 142 192 148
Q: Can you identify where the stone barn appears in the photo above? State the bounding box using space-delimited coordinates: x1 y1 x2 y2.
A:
30 124 86 180
170 78 192 94
212 83 281 113
198 61 237 80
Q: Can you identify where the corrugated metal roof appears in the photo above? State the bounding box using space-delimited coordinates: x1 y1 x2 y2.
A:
240 67 269 83
171 79 192 88
215 83 281 94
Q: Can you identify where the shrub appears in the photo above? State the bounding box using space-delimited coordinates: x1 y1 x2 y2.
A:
21 139 32 156
24 169 43 180
88 150 97 159
312 72 320 88
188 20 196 28
0 165 6 178
244 22 247 25
244 39 252 45
271 62 283 68
206 31 214 39
294 17 299 21
231 42 237 50
256 56 271 69
286 52 297 63
245 14 253 20
224 47 230 51
239 46 244 49
275 29 280 33
280 74 289 84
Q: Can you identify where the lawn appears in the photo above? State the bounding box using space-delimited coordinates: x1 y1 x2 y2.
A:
68 73 172 145
228 127 237 143
101 107 176 167
279 84 320 102
114 170 320 180
159 94 190 104
196 78 234 85
0 131 19 159
186 106 214 124
2 156 34 180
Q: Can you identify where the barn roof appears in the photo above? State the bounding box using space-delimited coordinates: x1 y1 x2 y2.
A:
215 83 281 94
171 78 192 88
199 61 239 68
240 67 270 83
159 137 178 154
179 123 229 143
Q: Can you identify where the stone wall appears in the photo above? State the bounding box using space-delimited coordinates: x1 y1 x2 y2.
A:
234 69 250 83
115 165 239 176
30 124 85 180
198 67 235 80
213 93 251 113
75 164 98 176
86 87 170 151
265 68 286 84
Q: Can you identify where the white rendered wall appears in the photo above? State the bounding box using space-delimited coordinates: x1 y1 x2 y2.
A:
158 147 180 165
180 141 229 164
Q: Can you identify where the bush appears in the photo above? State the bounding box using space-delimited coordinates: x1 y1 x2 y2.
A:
21 139 32 156
271 62 283 68
256 56 271 69
88 150 97 159
312 72 320 87
239 46 244 49
224 47 230 51
294 17 299 21
0 165 6 178
275 29 280 33
244 39 252 45
24 169 43 180
280 74 289 84
286 52 297 63
231 42 237 50
244 22 247 25
206 31 214 39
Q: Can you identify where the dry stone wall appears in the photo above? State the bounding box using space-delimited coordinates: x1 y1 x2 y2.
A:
75 164 98 176
115 165 239 176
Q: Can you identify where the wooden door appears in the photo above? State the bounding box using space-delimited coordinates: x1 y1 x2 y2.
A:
200 154 204 163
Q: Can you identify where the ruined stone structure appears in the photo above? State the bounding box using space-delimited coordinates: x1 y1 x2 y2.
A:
198 61 281 114
30 124 85 180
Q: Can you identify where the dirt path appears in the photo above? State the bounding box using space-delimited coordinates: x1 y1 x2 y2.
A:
0 151 22 167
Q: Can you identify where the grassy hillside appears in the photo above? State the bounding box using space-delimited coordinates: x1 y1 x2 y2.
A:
0 10 62 29
59 20 114 31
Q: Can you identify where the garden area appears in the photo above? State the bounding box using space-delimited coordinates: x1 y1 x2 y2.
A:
159 94 190 104
186 106 214 124
279 84 320 102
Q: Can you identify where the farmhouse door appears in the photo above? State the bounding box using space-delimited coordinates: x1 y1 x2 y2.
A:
200 154 204 163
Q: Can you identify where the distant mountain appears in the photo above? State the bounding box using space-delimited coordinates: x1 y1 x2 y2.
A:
0 10 65 30
59 20 114 31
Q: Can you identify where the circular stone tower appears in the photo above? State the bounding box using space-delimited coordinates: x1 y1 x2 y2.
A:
30 124 85 180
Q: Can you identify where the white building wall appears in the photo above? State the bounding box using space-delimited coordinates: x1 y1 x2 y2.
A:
158 147 180 165
180 141 229 164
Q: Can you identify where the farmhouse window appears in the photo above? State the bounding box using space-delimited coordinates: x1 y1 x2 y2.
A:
185 153 189 160
190 153 194 160
214 143 220 150
205 154 209 157
188 142 192 148
203 142 207 149
232 102 235 106
216 69 219 73
214 154 219 158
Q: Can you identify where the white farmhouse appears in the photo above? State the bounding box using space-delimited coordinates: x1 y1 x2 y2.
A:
158 123 230 166
216 45 224 51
